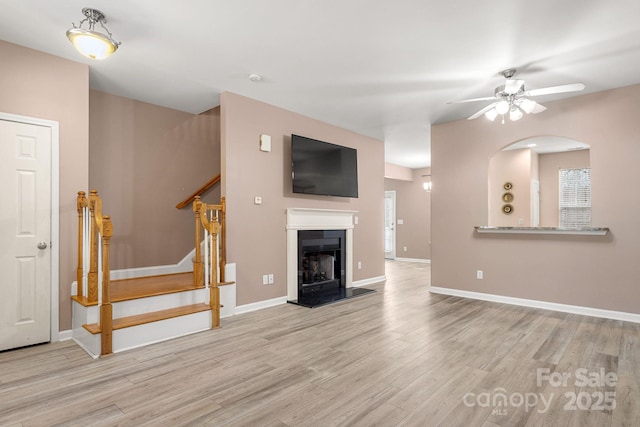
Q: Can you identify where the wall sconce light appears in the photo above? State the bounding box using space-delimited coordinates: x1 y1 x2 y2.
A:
67 8 121 60
422 173 432 192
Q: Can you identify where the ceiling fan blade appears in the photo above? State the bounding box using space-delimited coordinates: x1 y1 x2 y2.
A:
526 83 585 97
504 79 525 94
467 103 497 120
531 102 547 114
447 96 497 104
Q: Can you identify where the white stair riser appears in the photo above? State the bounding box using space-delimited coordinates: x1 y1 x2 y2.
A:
71 303 100 358
112 288 208 318
72 302 99 326
112 310 212 353
220 284 236 318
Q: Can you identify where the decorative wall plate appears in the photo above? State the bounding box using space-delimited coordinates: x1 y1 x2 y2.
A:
502 204 513 214
502 192 514 203
503 182 513 190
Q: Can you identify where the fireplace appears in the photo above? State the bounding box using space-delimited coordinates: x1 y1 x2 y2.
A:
286 208 375 307
298 229 346 298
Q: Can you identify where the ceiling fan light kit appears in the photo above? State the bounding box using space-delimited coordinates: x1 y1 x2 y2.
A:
518 98 536 114
495 99 510 115
509 106 523 121
484 108 498 121
67 8 121 60
450 68 585 123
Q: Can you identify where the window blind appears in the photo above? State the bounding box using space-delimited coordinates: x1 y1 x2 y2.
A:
559 168 591 228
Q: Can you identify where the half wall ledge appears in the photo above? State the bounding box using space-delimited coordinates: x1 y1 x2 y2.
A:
474 226 609 236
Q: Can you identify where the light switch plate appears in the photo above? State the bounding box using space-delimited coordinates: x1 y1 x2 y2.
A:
260 134 271 152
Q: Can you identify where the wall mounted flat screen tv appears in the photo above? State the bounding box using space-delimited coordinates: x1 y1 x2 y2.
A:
291 134 359 198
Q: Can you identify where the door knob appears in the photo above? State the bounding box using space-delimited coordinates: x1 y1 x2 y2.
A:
37 242 48 250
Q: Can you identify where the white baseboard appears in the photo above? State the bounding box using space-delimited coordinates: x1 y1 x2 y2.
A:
353 275 386 287
394 257 431 263
72 337 99 359
58 329 73 341
111 248 196 280
429 286 640 324
235 297 288 315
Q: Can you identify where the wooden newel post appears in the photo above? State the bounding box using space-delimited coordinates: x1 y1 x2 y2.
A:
193 196 203 286
76 191 87 298
210 285 220 329
100 215 113 356
88 190 99 303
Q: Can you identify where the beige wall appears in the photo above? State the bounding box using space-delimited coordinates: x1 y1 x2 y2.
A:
539 149 590 226
384 168 431 260
89 91 221 269
221 92 385 306
385 162 413 181
488 149 533 226
431 84 640 314
0 41 89 330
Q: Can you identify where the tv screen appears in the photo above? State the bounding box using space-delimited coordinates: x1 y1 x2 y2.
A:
291 134 359 198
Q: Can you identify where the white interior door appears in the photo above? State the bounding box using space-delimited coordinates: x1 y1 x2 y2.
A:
384 191 396 259
0 119 51 351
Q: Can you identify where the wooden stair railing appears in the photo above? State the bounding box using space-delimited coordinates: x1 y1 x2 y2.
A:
176 174 221 209
73 190 229 357
76 190 113 356
193 196 229 328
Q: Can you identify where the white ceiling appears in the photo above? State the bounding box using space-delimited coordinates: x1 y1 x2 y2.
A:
1 0 639 168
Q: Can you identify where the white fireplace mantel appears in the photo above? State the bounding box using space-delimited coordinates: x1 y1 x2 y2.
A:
286 208 356 301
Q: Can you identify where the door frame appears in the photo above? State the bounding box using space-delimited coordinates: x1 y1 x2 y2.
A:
1 112 60 342
384 190 396 259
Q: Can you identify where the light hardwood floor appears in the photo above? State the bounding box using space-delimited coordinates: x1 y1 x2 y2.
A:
1 261 639 426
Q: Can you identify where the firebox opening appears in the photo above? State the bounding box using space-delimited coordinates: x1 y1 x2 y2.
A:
290 229 374 308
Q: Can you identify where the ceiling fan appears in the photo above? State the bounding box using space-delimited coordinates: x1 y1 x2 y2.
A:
449 69 585 122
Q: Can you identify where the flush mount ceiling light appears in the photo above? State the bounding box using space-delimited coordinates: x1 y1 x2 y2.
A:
449 69 585 123
66 8 121 60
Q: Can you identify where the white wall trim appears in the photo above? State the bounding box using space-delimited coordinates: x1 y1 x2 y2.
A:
235 297 288 315
58 329 73 341
394 257 431 264
1 112 60 342
353 275 386 287
111 247 196 280
72 337 99 359
430 286 640 324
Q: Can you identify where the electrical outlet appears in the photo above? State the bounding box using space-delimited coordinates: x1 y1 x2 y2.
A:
403 246 407 252
477 270 483 279
262 274 269 285
268 274 274 284
357 261 362 269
